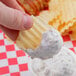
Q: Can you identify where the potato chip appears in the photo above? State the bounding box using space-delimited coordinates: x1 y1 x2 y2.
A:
13 0 76 42
49 0 76 34
16 16 50 50
17 0 50 15
62 22 76 40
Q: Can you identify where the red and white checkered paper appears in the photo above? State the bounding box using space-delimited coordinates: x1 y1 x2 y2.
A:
0 29 76 76
0 30 33 76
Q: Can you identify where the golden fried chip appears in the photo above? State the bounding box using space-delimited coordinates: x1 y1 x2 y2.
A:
16 16 50 50
63 22 76 40
49 0 76 33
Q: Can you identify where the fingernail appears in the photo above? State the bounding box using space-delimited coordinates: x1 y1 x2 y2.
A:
23 15 33 29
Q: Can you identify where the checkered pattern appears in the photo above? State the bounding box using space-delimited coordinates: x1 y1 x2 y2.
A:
0 30 33 76
62 35 76 54
0 29 76 76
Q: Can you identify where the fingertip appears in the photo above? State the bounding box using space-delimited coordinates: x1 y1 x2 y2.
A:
23 15 33 30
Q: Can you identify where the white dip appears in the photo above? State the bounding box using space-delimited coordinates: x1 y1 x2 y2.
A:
26 28 63 59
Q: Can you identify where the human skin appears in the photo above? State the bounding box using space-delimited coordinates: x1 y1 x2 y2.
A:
0 0 33 41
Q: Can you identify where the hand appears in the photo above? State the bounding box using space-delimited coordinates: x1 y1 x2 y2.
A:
0 0 33 41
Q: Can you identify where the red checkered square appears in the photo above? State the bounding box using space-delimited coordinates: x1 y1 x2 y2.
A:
3 33 6 39
0 40 4 46
69 48 76 54
0 52 7 59
0 66 9 75
0 30 2 33
6 45 15 51
16 50 26 57
72 40 76 47
8 58 18 65
62 35 71 42
11 72 20 76
19 64 28 71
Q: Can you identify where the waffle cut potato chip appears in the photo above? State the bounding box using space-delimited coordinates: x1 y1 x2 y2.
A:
16 0 50 15
16 16 51 50
48 0 76 35
36 11 51 24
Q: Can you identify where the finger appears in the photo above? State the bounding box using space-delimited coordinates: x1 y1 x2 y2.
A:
0 25 19 41
1 0 22 10
0 2 33 30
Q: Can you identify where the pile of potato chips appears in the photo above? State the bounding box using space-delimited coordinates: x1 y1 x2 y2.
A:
48 0 76 40
17 0 76 40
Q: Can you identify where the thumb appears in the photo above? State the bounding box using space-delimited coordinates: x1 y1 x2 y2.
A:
0 2 33 30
